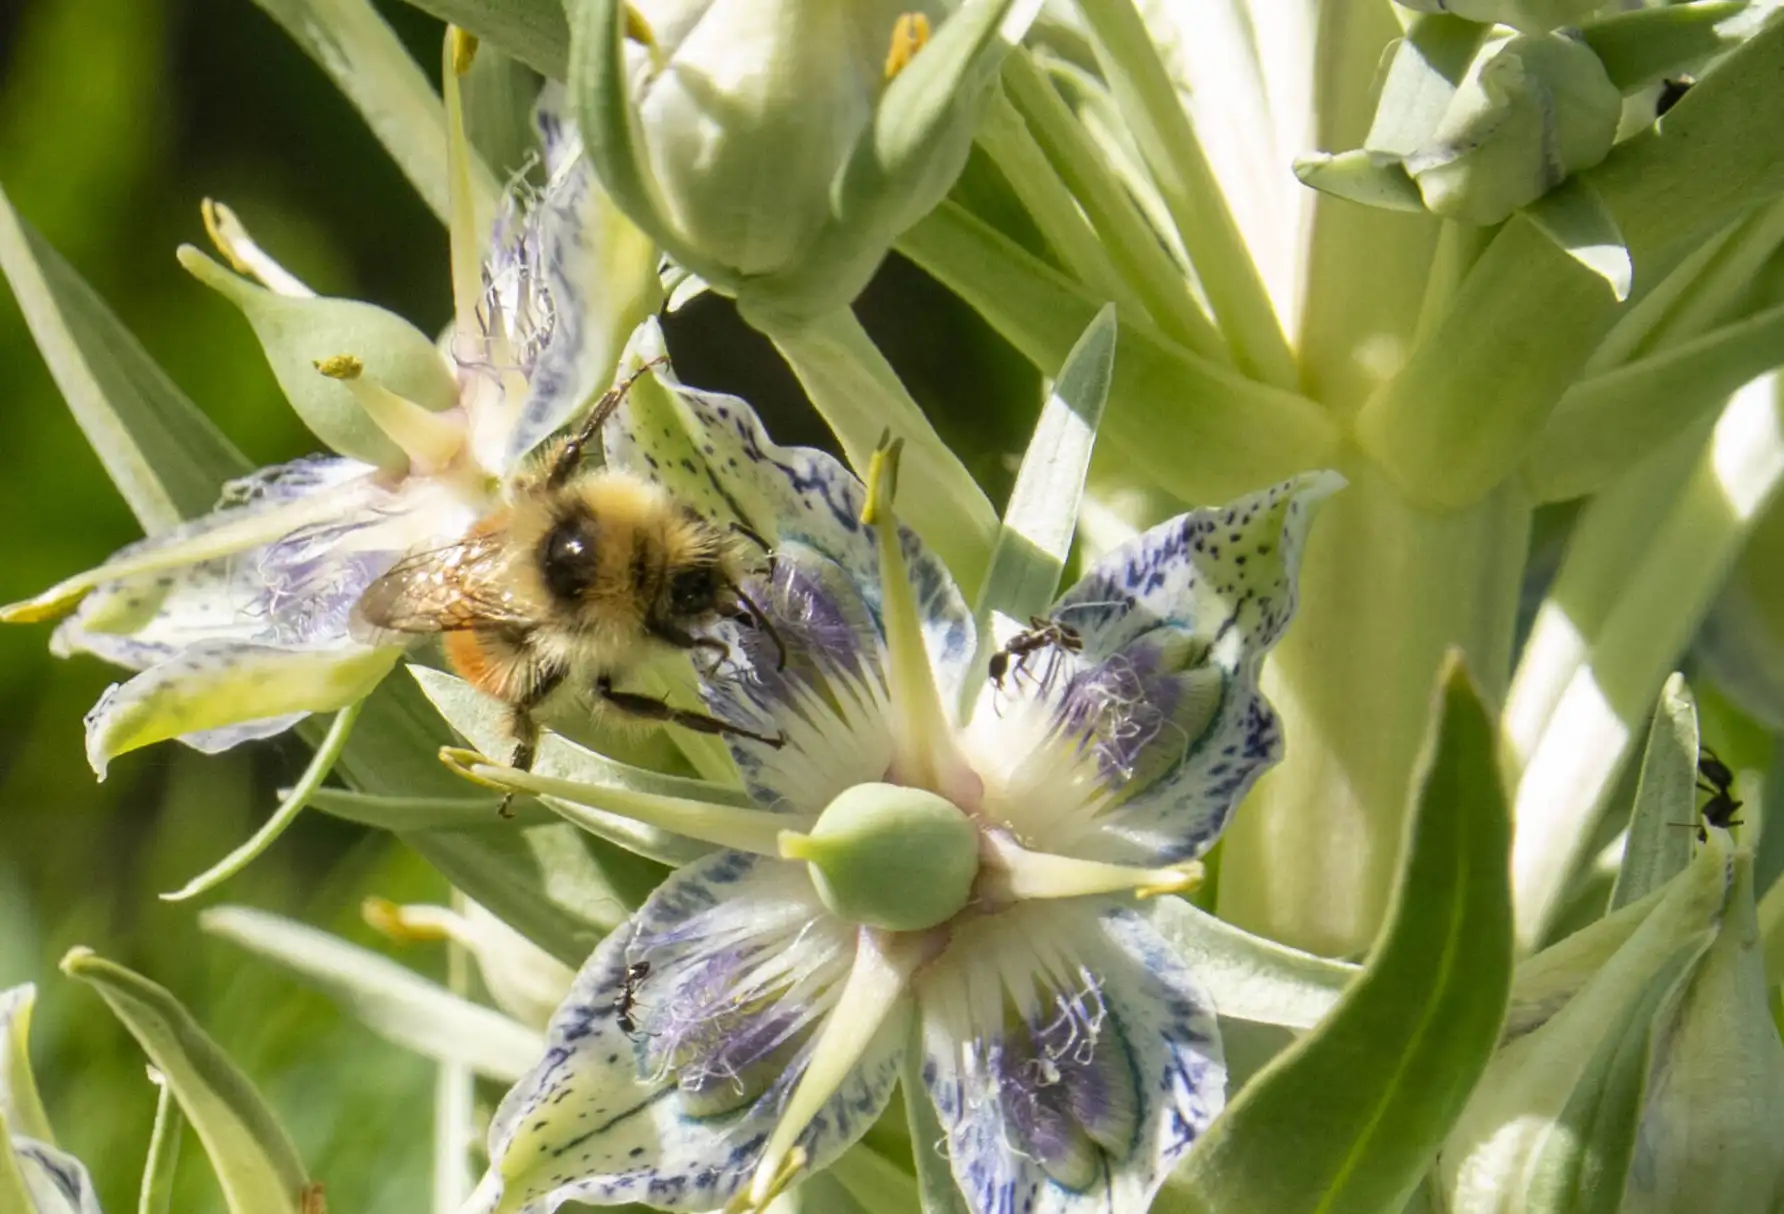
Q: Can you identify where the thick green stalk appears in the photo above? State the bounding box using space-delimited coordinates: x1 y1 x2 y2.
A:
1072 0 1297 387
1218 451 1530 955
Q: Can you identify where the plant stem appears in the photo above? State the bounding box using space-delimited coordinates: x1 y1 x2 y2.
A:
1218 450 1530 955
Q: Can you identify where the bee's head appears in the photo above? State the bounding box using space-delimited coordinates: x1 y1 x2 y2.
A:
539 510 599 605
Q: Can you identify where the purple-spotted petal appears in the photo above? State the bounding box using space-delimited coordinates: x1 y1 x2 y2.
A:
82 641 399 776
967 473 1339 864
11 1137 104 1214
485 87 661 472
469 852 904 1214
917 904 1224 1214
699 542 895 812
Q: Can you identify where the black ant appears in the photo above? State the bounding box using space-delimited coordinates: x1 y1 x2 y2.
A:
1672 745 1744 843
614 960 650 1039
989 616 1083 695
1656 76 1694 119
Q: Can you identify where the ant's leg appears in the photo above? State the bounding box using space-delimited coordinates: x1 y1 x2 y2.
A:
597 676 785 747
547 357 668 488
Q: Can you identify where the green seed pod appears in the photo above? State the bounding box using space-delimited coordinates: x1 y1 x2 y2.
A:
1405 31 1621 226
783 782 979 932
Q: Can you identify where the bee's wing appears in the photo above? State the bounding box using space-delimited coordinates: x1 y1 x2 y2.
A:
352 532 534 641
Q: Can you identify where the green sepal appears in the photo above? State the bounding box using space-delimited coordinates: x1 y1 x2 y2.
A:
1157 656 1514 1214
1292 150 1428 215
1609 674 1699 911
179 246 459 468
739 0 1040 324
1523 176 1631 301
60 949 312 1214
1579 1 1746 93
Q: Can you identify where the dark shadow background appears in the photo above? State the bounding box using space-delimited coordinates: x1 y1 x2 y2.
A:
0 0 1038 1208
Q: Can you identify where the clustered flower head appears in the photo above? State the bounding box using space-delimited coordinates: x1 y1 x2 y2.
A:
444 361 1336 1213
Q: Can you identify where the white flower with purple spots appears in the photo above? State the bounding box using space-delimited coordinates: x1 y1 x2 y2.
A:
453 372 1338 1214
2 72 657 777
2 985 104 1214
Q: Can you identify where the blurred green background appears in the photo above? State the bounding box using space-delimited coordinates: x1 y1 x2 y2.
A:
0 1 1037 1208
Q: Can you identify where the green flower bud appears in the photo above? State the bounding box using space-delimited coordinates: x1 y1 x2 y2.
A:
1405 31 1621 226
179 246 460 468
1396 0 1606 34
781 782 979 932
1440 839 1784 1214
575 0 1039 322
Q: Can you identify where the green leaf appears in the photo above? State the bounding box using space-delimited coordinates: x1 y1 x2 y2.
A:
1579 1 1745 93
901 1022 970 1214
137 1071 185 1214
59 949 310 1214
1524 178 1632 302
1159 656 1514 1214
1524 300 1784 502
1355 13 1784 511
399 0 567 79
201 905 544 1082
1504 883 1666 1041
1148 896 1359 1032
975 303 1115 629
1072 0 1296 388
896 200 1339 504
0 182 248 531
1609 674 1699 911
164 701 363 902
245 0 498 223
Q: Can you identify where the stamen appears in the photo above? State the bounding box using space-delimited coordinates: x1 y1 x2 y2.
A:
981 832 1204 903
1 490 358 623
361 896 456 943
884 12 931 80
740 931 917 1211
443 26 485 348
201 199 314 297
439 748 812 855
862 437 978 804
314 355 465 472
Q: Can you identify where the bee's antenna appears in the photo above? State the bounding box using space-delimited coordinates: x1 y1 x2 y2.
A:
548 355 670 488
733 586 786 671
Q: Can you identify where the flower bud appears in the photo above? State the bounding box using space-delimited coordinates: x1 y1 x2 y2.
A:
1404 31 1620 226
781 782 979 931
1439 838 1784 1214
577 0 1037 321
1396 0 1603 33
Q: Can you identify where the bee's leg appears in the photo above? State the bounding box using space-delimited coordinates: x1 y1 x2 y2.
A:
597 675 786 748
548 357 668 488
498 665 565 818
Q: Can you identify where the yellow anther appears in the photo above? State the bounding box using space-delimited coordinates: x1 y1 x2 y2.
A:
201 199 254 275
362 897 452 943
313 354 364 380
885 12 931 81
448 26 478 76
860 434 903 527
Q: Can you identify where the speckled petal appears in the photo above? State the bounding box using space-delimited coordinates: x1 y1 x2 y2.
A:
469 852 903 1214
486 87 661 471
698 542 895 812
82 641 400 776
967 473 1339 865
918 904 1224 1214
11 1137 104 1214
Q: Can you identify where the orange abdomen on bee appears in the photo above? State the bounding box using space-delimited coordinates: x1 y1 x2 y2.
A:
443 627 547 706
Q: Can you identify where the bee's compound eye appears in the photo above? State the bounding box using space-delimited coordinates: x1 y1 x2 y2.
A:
541 517 596 602
669 566 718 615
